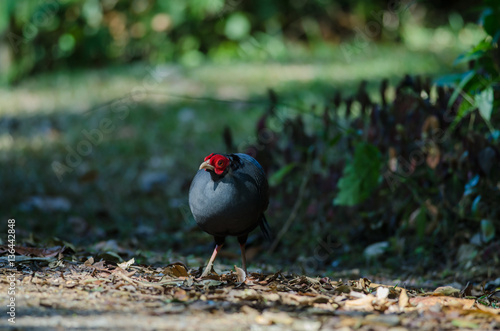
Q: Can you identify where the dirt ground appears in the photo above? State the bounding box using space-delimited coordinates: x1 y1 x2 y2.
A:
1 255 499 331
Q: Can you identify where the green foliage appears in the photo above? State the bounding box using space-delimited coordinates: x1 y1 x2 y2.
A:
224 12 251 41
481 219 495 243
334 143 382 206
0 0 478 84
269 163 297 187
242 1 500 270
441 2 500 129
475 86 494 121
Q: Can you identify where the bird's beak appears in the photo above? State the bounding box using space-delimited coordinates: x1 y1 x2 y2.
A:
199 160 215 172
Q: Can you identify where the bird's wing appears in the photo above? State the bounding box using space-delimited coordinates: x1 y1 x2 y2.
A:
231 153 269 211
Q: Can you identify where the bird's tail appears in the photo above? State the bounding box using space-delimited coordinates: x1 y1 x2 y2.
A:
259 214 273 241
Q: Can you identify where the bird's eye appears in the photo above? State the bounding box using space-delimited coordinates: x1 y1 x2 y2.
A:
217 160 224 167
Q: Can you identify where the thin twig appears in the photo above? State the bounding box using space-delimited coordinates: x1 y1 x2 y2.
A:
269 154 312 253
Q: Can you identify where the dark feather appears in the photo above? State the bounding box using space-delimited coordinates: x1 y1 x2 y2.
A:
259 214 273 241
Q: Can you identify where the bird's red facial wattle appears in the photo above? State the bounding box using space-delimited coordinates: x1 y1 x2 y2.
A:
199 153 230 175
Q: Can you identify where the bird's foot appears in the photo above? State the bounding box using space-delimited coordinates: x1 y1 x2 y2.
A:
200 264 216 278
199 244 223 278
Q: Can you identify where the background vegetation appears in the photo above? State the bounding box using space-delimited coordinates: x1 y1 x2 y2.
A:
0 0 498 280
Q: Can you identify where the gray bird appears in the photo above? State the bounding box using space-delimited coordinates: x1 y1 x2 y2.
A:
189 153 271 277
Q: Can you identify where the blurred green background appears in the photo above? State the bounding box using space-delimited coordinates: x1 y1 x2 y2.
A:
0 0 484 84
0 0 498 278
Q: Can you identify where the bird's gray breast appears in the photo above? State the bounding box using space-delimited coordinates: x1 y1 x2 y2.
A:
189 169 262 237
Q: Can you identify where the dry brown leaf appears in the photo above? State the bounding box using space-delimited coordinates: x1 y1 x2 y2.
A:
433 286 461 297
117 258 135 270
183 277 194 287
334 284 352 294
344 294 375 311
287 293 313 305
462 299 476 310
3 256 499 330
0 245 66 258
173 289 189 301
306 277 321 285
115 271 168 289
199 279 224 289
312 302 338 311
399 288 409 309
476 304 500 315
234 265 246 282
410 296 475 310
164 262 189 278
84 257 94 266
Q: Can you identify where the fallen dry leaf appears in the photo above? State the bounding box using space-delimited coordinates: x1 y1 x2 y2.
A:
84 257 94 266
1 249 499 330
234 265 246 282
410 296 475 310
164 262 189 277
173 289 189 301
344 294 375 311
476 304 500 315
117 258 135 270
433 286 461 297
0 245 66 258
399 288 409 309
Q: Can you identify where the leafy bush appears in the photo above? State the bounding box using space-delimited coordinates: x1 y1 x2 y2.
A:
228 4 499 272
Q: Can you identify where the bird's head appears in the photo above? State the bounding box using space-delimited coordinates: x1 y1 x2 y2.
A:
199 153 230 175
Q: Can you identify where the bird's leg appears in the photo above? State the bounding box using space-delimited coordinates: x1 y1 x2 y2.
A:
201 244 223 277
237 235 248 275
239 243 247 274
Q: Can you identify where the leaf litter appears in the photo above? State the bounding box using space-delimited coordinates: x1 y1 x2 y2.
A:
0 247 499 330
